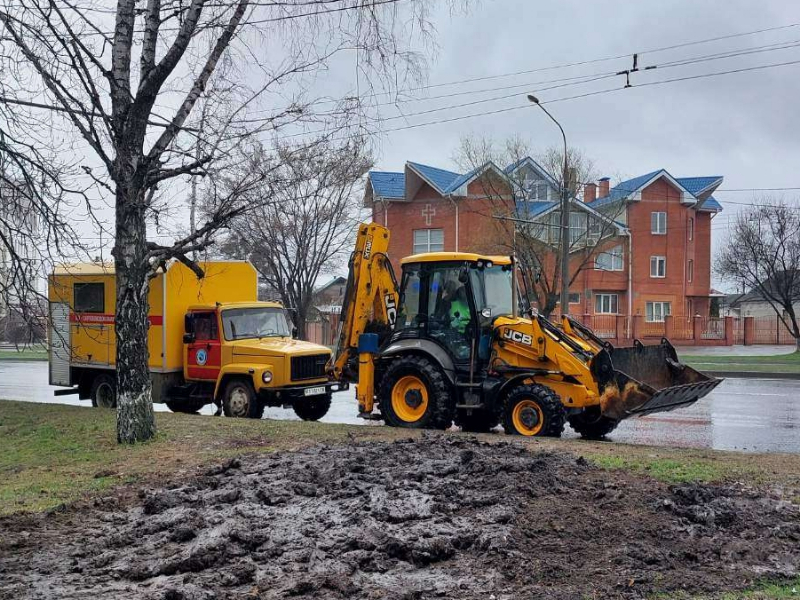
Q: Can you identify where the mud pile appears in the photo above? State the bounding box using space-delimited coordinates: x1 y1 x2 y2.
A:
2 436 799 599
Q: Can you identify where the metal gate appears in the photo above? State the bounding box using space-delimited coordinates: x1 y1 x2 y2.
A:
49 302 71 387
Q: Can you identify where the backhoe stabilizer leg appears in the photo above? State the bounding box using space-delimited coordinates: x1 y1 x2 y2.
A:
356 333 380 416
357 351 375 415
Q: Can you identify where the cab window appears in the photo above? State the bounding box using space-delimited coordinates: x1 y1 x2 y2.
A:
193 312 218 341
396 266 422 329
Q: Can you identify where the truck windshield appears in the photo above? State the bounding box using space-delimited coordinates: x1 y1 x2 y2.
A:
221 307 291 340
469 264 514 320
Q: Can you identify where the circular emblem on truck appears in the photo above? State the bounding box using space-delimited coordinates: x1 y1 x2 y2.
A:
196 349 208 366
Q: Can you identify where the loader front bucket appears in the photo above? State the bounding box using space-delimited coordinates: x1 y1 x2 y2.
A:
590 339 722 421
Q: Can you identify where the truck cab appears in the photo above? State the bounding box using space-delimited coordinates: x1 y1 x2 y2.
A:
174 301 340 419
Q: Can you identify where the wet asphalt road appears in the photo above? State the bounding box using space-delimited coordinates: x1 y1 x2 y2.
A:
2 360 798 454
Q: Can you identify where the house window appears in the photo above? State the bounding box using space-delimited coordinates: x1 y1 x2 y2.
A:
587 216 601 239
412 229 444 254
650 256 666 278
688 217 694 241
569 212 586 244
74 282 104 313
595 245 624 271
523 175 549 200
687 259 694 283
595 293 618 314
651 211 667 234
646 301 671 322
569 292 580 304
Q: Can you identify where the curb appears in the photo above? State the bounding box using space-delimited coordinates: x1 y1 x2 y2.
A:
702 370 800 380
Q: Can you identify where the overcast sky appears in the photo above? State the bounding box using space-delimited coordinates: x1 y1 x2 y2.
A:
30 0 799 290
351 0 800 289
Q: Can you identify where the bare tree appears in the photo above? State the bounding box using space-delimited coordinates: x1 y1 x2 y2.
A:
0 0 436 443
454 135 625 317
217 138 371 338
717 201 800 350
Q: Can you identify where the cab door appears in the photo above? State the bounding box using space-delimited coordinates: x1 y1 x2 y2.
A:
185 311 222 380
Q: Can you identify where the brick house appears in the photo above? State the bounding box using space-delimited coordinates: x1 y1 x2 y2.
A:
364 158 722 320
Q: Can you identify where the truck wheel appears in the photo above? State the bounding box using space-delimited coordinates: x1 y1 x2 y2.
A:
503 384 565 437
165 399 206 415
293 392 332 421
456 409 499 433
568 410 619 440
90 374 117 409
378 355 453 429
222 379 264 419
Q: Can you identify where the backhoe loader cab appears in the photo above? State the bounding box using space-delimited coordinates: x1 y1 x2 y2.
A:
394 254 515 365
332 223 721 438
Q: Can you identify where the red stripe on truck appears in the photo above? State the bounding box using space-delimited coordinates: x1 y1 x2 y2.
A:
69 313 164 325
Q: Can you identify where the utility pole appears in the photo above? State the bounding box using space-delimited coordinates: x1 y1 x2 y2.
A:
527 94 570 316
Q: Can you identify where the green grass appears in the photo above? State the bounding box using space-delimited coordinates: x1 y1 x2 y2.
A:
652 577 800 598
681 351 800 374
0 348 47 361
589 455 726 484
3 400 800 516
0 400 412 515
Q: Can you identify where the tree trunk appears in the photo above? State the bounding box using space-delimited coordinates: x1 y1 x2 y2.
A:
113 184 156 444
295 307 308 340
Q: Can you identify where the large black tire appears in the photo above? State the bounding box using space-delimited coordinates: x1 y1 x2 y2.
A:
166 399 207 415
222 379 264 419
455 409 499 433
502 384 566 437
293 392 332 421
568 410 619 440
378 355 454 429
90 374 116 409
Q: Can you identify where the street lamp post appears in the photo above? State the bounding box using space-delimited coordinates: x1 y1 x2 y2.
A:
527 94 570 316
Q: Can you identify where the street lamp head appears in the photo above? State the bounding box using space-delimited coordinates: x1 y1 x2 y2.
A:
527 94 540 104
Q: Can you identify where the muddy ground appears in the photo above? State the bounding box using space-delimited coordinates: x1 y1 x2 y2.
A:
1 436 799 599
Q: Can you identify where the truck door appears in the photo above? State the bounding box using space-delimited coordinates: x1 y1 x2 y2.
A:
185 311 221 380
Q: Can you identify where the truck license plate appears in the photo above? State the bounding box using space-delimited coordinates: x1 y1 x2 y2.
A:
304 386 326 397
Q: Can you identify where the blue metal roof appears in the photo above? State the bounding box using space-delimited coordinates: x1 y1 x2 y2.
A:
699 195 722 211
589 170 662 208
407 161 462 194
444 164 482 194
676 176 723 195
369 171 405 199
516 200 555 217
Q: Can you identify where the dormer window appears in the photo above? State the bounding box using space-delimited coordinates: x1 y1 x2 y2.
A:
523 174 549 200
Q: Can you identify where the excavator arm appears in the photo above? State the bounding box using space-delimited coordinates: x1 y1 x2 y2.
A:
331 223 399 414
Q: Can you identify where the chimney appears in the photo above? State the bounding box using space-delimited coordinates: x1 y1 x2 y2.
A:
598 177 610 198
583 182 596 203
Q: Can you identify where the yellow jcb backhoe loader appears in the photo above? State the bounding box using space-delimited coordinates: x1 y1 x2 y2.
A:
331 223 721 438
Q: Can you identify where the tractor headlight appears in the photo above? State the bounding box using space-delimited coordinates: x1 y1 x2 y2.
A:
262 370 273 384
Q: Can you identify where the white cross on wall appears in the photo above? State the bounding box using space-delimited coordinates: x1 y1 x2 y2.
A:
422 203 435 226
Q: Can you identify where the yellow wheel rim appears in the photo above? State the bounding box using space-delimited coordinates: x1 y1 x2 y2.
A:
391 375 429 423
512 399 544 436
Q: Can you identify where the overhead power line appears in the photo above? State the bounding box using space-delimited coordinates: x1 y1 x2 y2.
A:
343 21 800 98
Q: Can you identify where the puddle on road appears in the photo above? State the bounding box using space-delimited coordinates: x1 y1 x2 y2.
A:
2 360 799 454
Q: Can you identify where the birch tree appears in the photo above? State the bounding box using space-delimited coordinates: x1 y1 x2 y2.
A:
0 0 435 443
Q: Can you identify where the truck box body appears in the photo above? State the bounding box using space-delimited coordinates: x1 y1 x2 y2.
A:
48 261 257 388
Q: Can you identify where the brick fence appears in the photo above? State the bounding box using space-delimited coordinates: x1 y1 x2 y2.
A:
569 314 797 347
304 310 797 348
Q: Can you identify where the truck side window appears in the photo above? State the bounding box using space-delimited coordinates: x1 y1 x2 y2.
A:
193 313 218 341
74 282 104 313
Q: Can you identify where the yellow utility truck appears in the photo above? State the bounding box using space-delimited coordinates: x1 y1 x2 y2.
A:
48 261 340 419
331 223 720 438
